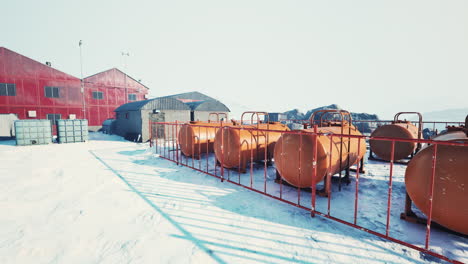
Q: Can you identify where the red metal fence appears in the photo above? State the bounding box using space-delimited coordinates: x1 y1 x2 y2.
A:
149 121 467 264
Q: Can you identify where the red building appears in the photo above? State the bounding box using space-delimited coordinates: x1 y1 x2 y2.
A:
0 47 149 130
83 68 149 130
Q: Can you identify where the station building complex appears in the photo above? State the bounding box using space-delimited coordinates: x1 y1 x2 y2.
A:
0 47 230 138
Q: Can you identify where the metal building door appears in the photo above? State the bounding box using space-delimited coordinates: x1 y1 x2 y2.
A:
150 112 165 139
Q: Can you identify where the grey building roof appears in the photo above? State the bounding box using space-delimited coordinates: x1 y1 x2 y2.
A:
160 91 215 101
164 91 230 112
188 100 230 112
115 97 190 112
115 91 230 112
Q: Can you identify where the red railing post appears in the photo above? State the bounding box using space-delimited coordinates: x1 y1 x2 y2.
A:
149 119 153 148
250 128 254 187
311 125 318 217
164 124 167 159
172 123 175 162
353 135 361 225
206 124 209 172
425 143 438 249
279 130 284 200
238 126 242 184
198 125 202 169
220 120 224 180
264 127 268 194
191 124 195 168
327 134 333 215
386 140 396 237
155 122 158 155
297 130 302 206
175 121 179 165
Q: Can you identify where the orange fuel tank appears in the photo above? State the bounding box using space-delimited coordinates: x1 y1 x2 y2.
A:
405 121 468 234
370 112 422 161
214 120 290 171
274 122 366 188
178 121 221 157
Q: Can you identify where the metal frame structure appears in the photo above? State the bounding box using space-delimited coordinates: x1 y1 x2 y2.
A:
208 112 228 122
148 120 467 264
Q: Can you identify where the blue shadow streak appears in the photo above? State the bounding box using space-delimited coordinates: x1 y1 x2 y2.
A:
89 150 227 264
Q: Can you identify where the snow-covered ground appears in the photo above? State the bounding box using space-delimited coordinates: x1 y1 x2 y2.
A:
0 133 466 263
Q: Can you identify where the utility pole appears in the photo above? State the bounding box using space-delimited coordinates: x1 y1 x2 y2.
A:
79 40 87 119
121 52 130 103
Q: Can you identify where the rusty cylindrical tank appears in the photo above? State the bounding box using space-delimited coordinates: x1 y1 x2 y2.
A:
370 112 422 161
178 113 231 158
178 121 225 157
405 119 468 234
274 110 367 188
214 112 290 171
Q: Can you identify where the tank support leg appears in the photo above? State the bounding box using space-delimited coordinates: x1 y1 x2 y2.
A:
350 158 366 174
239 157 247 174
275 169 281 182
317 175 329 197
360 158 365 173
344 168 351 185
400 192 418 221
239 166 247 174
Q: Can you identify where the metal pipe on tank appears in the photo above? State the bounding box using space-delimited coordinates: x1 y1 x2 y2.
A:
274 110 366 188
405 115 468 234
369 112 422 161
214 112 290 172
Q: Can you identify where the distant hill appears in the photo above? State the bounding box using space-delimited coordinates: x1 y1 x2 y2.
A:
284 104 379 133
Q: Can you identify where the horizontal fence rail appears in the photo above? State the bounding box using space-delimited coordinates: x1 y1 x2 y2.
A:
149 121 468 264
280 119 465 134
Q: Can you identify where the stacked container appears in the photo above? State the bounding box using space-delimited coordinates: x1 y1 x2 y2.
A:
14 120 52 146
57 119 88 143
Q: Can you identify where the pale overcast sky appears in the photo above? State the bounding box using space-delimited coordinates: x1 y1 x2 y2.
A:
1 0 467 119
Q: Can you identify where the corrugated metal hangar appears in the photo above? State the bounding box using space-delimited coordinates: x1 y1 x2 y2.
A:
114 91 230 142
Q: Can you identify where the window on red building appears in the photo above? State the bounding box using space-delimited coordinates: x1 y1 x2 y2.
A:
0 83 16 96
45 86 60 98
128 94 136 101
92 91 104 99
